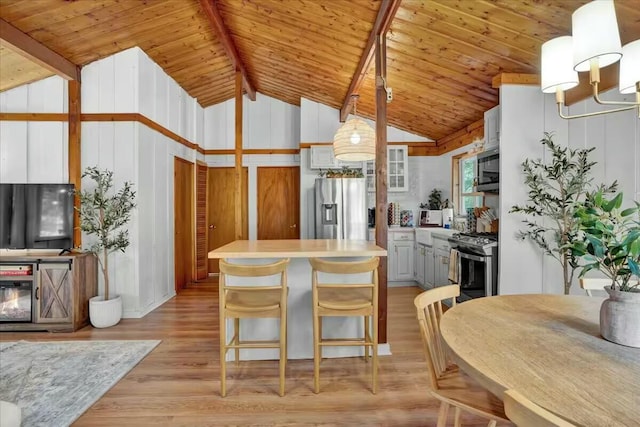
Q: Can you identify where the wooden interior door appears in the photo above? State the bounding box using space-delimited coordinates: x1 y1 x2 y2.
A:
257 167 300 240
207 167 248 274
174 157 194 292
195 163 208 281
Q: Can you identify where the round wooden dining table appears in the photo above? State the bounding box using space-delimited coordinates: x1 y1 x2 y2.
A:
440 294 640 427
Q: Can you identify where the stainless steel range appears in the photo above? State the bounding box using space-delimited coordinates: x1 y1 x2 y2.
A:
448 232 498 301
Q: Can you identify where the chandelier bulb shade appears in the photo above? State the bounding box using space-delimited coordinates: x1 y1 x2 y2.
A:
541 0 639 119
541 36 579 93
333 117 375 161
619 40 640 94
572 0 622 72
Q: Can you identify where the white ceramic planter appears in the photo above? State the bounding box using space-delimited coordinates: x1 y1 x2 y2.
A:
89 295 123 328
600 286 640 348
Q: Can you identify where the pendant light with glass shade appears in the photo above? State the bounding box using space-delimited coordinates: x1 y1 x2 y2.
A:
540 0 639 119
333 95 375 161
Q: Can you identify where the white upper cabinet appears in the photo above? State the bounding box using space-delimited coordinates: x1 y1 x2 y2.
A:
365 160 375 192
309 145 362 169
484 105 500 150
388 145 409 192
363 145 409 192
309 145 337 169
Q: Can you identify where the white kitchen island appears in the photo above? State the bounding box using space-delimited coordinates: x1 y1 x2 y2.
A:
209 239 388 361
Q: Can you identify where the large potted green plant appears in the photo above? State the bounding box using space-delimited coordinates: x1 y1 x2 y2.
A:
571 190 640 347
510 132 616 294
77 167 136 328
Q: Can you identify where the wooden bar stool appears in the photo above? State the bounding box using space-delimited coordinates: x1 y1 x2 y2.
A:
219 258 290 397
309 256 380 394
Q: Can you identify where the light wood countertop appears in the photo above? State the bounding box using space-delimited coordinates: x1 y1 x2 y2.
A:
440 295 640 427
208 239 387 259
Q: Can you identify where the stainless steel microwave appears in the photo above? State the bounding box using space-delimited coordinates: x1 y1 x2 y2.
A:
476 148 499 192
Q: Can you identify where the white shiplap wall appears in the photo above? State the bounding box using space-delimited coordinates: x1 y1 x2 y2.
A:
81 47 204 317
0 76 69 183
202 94 300 240
1 47 204 318
499 85 639 296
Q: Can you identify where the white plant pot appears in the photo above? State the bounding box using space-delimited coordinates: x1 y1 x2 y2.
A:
89 295 123 328
600 286 640 348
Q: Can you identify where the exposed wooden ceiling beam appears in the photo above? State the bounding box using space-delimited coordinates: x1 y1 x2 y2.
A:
339 0 401 122
0 18 79 81
199 0 256 101
492 73 539 89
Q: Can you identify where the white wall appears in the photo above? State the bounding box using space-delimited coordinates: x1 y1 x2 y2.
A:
80 47 204 317
499 85 639 296
202 94 300 239
0 76 69 183
1 47 205 318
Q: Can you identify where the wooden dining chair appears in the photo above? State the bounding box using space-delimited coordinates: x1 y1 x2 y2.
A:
504 389 577 427
414 285 509 427
579 278 609 296
580 277 638 296
309 256 380 394
219 258 290 397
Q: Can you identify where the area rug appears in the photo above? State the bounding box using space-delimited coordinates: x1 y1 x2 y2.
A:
0 340 160 427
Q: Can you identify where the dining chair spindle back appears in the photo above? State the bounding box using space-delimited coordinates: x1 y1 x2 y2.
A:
414 285 508 427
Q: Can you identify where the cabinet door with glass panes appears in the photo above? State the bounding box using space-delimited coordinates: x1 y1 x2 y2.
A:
364 160 375 192
388 146 408 192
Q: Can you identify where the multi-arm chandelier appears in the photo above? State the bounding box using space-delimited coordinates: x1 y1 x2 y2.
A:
540 0 639 119
333 95 375 161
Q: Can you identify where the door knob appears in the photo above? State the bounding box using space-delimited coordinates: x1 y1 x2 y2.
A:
209 225 216 230
289 224 297 228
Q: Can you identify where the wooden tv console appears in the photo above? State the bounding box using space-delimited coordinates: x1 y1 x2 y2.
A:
0 252 98 332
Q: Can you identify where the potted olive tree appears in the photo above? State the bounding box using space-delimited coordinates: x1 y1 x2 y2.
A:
77 167 136 328
571 190 640 347
510 132 617 294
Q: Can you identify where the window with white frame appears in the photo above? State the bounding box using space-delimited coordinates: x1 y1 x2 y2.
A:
459 156 482 213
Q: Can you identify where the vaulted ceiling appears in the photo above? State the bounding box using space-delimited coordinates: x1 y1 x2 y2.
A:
1 0 639 141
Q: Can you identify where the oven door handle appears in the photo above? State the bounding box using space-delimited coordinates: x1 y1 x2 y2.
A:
457 251 487 262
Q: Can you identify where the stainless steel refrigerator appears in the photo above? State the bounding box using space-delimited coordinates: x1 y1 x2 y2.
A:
315 178 367 240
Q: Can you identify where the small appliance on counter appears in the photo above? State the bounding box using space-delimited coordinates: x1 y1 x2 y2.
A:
388 202 400 226
418 209 442 227
400 210 414 227
442 208 454 229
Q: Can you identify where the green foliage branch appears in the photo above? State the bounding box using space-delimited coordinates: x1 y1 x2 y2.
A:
317 167 364 178
570 191 640 292
510 132 617 294
77 167 136 301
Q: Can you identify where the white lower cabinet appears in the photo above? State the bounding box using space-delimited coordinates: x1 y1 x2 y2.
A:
432 235 451 286
425 246 435 287
415 243 435 290
390 241 414 281
415 243 425 285
434 248 450 286
388 229 414 282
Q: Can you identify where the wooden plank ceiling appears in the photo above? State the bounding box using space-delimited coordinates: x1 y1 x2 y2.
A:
0 40 53 91
0 0 639 141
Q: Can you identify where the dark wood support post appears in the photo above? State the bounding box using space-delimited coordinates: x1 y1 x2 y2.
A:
68 79 81 248
375 34 388 344
234 70 243 240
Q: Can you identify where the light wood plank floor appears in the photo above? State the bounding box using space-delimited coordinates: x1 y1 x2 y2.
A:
1 283 508 426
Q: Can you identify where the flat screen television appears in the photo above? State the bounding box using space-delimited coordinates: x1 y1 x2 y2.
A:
0 183 75 250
